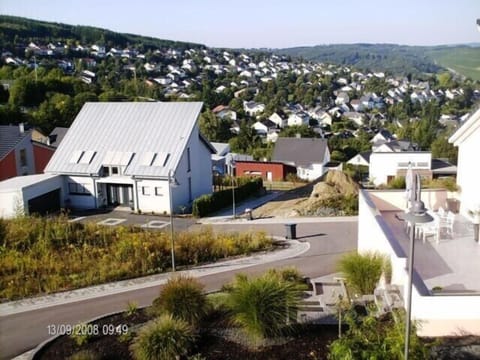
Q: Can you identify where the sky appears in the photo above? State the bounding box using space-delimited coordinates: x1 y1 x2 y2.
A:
1 0 479 48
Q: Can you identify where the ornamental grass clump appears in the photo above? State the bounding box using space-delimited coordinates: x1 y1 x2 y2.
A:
151 275 208 326
225 271 303 347
337 251 385 296
130 314 196 360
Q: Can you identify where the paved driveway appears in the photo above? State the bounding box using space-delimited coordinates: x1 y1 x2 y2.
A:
69 209 196 232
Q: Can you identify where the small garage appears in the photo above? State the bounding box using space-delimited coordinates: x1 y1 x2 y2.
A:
0 174 63 218
27 188 61 216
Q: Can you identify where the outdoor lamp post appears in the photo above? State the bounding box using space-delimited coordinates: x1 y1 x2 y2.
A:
403 200 433 360
226 154 236 219
168 169 179 272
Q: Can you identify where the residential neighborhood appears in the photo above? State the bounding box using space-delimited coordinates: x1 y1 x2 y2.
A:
1 12 480 360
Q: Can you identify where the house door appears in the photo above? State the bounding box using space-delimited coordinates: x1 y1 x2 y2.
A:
266 171 273 181
107 184 133 207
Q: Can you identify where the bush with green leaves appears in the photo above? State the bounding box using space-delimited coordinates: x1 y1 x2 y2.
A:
192 177 263 217
125 301 138 316
151 275 208 326
328 309 429 360
337 251 385 296
130 314 196 360
387 176 406 189
225 271 303 346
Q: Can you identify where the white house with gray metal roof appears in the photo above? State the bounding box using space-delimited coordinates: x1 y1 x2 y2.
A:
45 102 214 214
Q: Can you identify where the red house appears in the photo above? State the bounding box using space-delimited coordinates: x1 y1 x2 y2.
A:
0 125 55 181
234 160 296 181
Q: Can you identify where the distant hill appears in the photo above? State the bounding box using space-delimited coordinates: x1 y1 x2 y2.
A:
275 44 480 80
0 15 205 52
425 46 480 81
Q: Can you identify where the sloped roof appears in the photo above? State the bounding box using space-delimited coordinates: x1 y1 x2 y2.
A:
45 102 204 178
0 125 32 161
48 127 69 148
210 142 230 156
272 137 329 167
449 106 480 146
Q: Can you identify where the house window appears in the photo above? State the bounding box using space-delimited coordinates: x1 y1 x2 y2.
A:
155 187 163 196
111 166 119 175
68 182 90 195
187 147 191 172
20 149 27 167
142 186 150 196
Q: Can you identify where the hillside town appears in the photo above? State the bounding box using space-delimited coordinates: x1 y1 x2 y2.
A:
1 14 480 360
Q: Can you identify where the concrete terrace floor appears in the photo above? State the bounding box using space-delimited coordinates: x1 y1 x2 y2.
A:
383 211 480 293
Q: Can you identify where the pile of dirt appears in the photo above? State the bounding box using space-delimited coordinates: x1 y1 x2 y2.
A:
254 171 359 218
309 171 359 201
293 171 359 216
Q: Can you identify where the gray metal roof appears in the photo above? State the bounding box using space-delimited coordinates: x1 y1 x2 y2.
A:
48 127 69 147
0 125 31 161
0 173 60 192
272 137 329 167
45 102 204 178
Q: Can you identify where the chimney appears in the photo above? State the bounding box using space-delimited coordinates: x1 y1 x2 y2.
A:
19 123 24 133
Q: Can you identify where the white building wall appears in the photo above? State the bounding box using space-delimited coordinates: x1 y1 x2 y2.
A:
297 163 324 181
358 190 480 337
456 128 480 214
174 128 212 212
65 175 96 209
135 179 170 213
0 175 64 218
0 191 22 218
369 152 431 186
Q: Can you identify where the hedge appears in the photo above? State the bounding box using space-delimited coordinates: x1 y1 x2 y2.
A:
193 177 263 217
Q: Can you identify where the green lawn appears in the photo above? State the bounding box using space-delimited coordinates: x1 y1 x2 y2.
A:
427 47 480 81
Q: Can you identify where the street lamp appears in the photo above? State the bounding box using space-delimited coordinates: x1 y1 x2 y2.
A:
226 154 236 219
402 199 433 360
168 169 179 272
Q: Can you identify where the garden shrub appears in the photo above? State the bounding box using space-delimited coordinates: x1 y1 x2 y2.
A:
130 314 196 360
328 310 429 360
192 177 263 217
225 272 303 346
151 275 207 326
337 251 385 296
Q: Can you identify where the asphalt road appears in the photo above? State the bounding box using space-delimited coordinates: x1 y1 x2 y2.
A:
0 219 357 360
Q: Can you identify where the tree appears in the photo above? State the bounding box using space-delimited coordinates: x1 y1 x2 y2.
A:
431 132 458 165
279 124 317 138
33 93 76 132
199 109 232 142
229 120 259 153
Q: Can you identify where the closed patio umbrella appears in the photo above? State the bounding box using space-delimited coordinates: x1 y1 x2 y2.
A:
405 162 414 211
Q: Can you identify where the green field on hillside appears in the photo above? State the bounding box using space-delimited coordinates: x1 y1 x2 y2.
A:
427 47 480 81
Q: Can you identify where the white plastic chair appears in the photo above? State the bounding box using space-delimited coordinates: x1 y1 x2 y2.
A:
421 218 440 244
440 211 455 237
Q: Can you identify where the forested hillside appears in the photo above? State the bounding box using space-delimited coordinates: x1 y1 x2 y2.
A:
275 43 480 80
0 15 205 54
